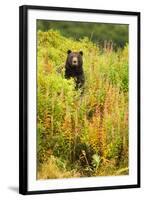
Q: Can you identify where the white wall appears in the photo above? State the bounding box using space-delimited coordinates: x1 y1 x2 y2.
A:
0 0 143 199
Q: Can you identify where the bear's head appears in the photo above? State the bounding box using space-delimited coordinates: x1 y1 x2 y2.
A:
66 50 83 68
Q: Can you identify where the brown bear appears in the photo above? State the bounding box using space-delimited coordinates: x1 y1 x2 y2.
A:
65 50 85 89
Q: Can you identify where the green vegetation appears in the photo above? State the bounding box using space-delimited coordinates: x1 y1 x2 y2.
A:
37 30 129 179
37 20 128 48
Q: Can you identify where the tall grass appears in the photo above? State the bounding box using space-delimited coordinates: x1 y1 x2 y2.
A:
37 30 129 179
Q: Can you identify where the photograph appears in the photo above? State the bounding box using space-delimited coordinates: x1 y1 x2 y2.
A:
36 20 129 179
19 5 140 194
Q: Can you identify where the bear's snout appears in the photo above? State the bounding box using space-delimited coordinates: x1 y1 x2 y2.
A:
72 56 78 66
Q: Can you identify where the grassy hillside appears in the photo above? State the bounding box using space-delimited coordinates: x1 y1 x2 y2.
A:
37 30 129 179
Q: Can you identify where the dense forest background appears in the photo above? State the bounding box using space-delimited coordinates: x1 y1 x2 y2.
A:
37 20 128 48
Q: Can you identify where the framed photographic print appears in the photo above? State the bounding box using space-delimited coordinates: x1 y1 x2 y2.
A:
19 5 140 195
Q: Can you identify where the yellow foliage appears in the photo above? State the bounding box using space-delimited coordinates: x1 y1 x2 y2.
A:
37 30 129 178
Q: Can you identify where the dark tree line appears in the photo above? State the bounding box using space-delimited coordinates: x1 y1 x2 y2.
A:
37 20 128 49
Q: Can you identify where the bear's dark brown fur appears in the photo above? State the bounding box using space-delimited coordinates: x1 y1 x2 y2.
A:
65 50 85 89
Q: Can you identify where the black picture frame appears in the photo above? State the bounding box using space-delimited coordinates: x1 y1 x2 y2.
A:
19 5 141 195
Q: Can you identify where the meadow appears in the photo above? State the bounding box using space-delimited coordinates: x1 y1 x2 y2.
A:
37 29 129 179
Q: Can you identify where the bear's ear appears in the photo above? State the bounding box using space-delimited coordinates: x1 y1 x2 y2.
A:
67 50 72 54
79 51 83 56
